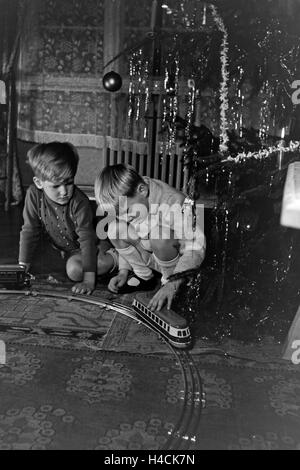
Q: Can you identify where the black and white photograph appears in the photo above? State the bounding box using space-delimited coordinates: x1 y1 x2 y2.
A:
0 0 300 453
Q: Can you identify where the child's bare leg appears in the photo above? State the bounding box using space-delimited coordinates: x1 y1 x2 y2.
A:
97 240 117 275
108 219 154 283
66 253 83 281
149 228 180 283
151 239 179 260
66 243 116 280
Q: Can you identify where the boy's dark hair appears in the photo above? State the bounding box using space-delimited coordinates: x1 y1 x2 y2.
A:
27 142 79 182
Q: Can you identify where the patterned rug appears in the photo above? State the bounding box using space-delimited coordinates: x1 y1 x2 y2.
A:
0 284 287 360
1 284 300 450
193 355 300 450
0 345 180 450
0 286 169 355
0 339 300 450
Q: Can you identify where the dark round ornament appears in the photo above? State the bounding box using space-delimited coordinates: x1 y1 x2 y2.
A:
102 71 123 92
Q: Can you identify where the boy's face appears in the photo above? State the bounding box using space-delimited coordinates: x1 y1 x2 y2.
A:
33 177 74 205
119 183 149 223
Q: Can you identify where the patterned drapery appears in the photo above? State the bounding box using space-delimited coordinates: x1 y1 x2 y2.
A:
0 0 23 205
17 0 114 148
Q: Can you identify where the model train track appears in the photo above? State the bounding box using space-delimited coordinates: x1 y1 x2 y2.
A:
129 305 204 450
0 288 204 450
166 350 203 450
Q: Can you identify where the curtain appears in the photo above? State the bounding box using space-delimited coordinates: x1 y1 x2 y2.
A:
17 0 117 148
0 0 23 205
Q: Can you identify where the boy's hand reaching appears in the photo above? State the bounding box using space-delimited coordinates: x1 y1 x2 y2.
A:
108 269 129 293
148 280 181 312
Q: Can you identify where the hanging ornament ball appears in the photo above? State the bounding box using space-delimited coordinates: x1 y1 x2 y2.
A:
102 71 122 92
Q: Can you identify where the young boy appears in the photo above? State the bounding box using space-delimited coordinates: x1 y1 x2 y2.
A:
19 142 115 295
94 164 206 310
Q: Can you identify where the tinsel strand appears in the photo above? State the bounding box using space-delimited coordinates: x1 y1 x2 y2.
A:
210 4 230 154
225 140 300 163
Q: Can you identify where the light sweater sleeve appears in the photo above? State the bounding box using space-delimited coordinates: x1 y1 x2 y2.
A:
173 198 206 273
159 194 205 274
118 254 132 271
72 196 97 273
19 186 42 265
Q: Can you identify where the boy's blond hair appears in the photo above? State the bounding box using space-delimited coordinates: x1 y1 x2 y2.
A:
94 164 145 211
27 142 79 182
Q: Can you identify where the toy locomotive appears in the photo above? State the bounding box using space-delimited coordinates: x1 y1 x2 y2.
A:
0 264 31 289
132 292 192 349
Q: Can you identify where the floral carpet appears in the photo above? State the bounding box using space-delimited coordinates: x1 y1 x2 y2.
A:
0 345 182 450
0 283 287 359
0 285 300 450
0 337 300 450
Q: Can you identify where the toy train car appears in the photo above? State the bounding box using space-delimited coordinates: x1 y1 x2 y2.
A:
132 292 192 349
0 264 31 289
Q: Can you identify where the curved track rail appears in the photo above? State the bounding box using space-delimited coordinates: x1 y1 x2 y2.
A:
0 288 204 450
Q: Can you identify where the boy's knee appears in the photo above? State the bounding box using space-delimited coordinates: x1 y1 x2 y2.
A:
150 237 179 259
97 250 116 275
66 257 83 282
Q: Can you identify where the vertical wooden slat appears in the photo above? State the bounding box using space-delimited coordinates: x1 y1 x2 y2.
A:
169 152 175 187
176 151 183 191
161 146 168 182
131 140 137 169
140 142 147 175
124 139 130 165
147 95 153 174
116 137 122 163
153 141 160 179
104 136 110 165
111 137 118 164
141 151 147 175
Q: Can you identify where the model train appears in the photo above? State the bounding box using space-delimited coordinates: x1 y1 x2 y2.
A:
0 264 31 289
132 292 192 349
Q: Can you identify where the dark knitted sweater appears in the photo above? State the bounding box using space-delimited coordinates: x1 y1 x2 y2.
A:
19 184 97 273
